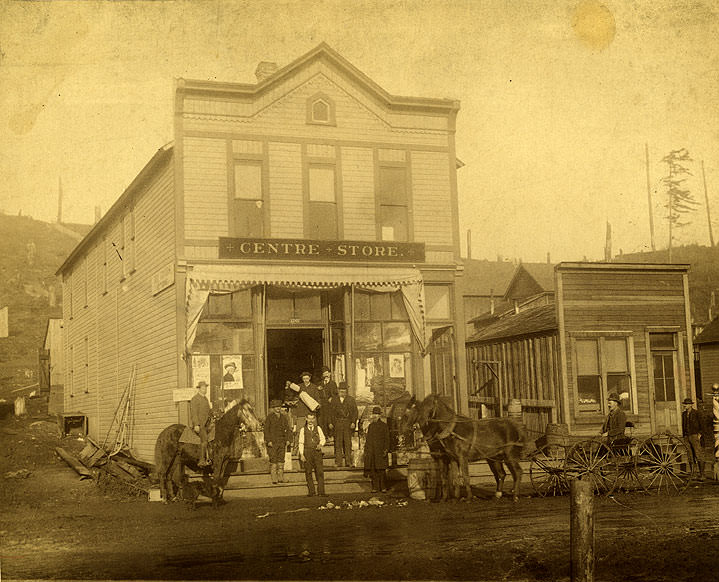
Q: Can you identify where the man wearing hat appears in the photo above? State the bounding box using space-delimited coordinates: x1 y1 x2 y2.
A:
190 381 212 466
316 366 335 438
223 362 237 383
290 371 322 455
329 382 358 467
264 399 291 484
682 397 705 480
363 406 390 493
601 393 627 445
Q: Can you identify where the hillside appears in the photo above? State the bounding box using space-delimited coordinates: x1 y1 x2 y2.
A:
615 244 719 324
0 214 90 396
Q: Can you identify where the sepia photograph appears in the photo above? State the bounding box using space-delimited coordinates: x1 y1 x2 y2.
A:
1 1 718 580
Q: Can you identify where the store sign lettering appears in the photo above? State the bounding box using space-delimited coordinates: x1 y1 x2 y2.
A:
219 237 425 263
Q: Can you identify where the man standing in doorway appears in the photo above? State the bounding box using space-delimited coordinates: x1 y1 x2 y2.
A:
682 397 705 481
264 399 291 484
329 382 358 467
190 381 211 467
298 412 326 497
316 366 334 440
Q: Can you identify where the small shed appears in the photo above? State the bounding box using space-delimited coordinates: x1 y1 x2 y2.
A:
694 317 719 400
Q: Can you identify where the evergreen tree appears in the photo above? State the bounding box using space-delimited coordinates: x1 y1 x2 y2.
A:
661 148 697 261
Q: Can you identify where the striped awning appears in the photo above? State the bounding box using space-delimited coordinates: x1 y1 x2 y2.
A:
186 263 423 289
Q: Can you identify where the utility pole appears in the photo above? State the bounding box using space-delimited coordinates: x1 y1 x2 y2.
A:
57 177 63 224
646 143 656 251
702 161 715 247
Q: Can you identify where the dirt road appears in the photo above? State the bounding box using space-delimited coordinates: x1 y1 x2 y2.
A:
2 405 719 581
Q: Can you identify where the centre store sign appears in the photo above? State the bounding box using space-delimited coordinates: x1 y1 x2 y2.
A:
219 237 425 263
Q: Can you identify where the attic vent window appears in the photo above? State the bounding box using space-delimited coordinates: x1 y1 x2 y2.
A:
307 93 335 126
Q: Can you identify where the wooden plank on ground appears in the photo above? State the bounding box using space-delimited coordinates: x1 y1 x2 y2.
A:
55 447 93 479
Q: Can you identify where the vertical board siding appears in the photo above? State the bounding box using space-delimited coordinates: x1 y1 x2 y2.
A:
64 163 178 462
699 345 719 397
183 137 228 240
269 142 303 237
411 151 452 245
341 147 375 239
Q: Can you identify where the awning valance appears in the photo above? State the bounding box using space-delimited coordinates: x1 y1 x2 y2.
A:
185 263 423 289
184 263 427 354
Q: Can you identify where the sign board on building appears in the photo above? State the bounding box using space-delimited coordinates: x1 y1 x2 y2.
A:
151 263 175 296
0 306 8 338
219 237 425 263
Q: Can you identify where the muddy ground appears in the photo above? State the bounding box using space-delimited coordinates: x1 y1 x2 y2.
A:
2 400 719 581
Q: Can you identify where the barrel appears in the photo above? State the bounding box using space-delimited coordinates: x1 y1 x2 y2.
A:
545 423 569 446
407 457 438 501
507 399 522 419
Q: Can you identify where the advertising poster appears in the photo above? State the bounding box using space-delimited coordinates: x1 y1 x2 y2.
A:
222 355 244 390
191 354 211 388
389 354 405 378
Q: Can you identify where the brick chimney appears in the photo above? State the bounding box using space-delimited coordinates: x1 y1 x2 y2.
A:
255 61 278 83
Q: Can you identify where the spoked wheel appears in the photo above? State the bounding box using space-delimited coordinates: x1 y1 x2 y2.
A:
564 440 618 495
609 438 643 493
530 445 569 497
635 434 693 495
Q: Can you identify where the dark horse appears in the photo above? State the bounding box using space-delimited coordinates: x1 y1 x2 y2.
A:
154 399 261 503
400 395 525 502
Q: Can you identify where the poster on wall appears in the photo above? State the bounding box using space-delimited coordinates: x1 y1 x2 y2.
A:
191 354 211 388
389 354 405 378
333 354 346 385
222 355 244 390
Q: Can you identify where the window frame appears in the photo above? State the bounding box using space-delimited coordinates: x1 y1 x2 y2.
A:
648 330 679 403
303 148 343 240
306 92 336 126
570 331 637 415
228 150 268 238
376 161 412 242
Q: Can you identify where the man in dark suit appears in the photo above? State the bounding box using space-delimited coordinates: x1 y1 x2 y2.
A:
364 406 390 493
329 382 358 467
190 381 211 466
682 397 705 480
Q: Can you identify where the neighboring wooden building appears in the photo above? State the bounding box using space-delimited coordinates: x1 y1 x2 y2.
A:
466 262 695 439
41 318 64 415
56 44 467 462
694 317 719 400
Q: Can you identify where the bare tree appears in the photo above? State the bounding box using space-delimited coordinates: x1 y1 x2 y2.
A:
661 148 697 261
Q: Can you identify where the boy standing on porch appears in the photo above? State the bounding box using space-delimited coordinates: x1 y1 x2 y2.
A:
264 399 291 484
298 412 327 497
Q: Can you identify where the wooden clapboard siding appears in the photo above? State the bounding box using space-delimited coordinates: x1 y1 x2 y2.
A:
411 151 453 246
183 137 228 240
341 146 375 239
268 142 303 237
699 344 719 398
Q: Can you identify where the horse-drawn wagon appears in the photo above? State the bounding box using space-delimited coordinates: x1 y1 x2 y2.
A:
529 423 694 497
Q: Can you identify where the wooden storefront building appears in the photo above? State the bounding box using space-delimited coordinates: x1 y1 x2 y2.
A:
56 44 467 462
466 262 696 439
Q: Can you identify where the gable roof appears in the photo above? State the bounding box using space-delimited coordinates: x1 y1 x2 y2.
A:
460 259 517 297
695 317 719 344
503 262 555 300
467 304 557 344
178 42 460 116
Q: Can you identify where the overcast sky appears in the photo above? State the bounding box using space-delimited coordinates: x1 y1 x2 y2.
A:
1 0 717 262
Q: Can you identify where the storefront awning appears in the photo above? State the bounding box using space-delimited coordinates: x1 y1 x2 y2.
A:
185 263 423 289
184 263 427 354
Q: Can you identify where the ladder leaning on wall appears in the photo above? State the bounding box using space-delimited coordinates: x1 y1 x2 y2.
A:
102 364 136 456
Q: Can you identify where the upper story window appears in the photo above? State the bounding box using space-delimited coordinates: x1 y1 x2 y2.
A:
120 210 135 278
308 165 338 240
231 160 264 238
306 92 336 126
378 165 409 241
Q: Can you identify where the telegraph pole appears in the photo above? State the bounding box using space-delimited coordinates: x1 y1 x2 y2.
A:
645 143 656 251
702 161 715 247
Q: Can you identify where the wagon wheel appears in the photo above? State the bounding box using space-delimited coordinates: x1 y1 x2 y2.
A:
530 444 569 497
634 434 693 495
608 438 643 493
564 440 618 495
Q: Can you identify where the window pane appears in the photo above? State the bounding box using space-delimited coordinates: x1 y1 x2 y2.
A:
383 322 411 351
231 199 264 238
294 291 322 321
607 374 630 400
379 166 407 205
354 291 371 321
328 289 345 322
370 293 391 321
233 325 254 353
390 292 407 320
380 205 408 241
331 325 345 353
604 338 628 372
309 167 335 202
576 339 599 375
577 376 601 408
208 293 231 316
234 162 262 200
426 286 450 320
308 201 338 240
650 332 675 350
230 289 252 319
312 100 329 122
192 322 254 354
266 288 294 322
355 323 382 351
